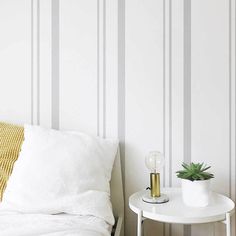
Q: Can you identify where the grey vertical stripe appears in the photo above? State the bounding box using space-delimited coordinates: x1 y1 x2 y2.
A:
118 0 126 230
163 0 173 187
162 1 166 234
52 0 59 130
31 0 34 125
229 0 232 198
97 0 100 136
96 0 106 138
163 0 173 235
31 0 40 125
184 0 191 235
103 0 106 138
169 0 172 188
184 0 191 165
37 0 40 125
169 1 172 235
118 0 125 193
163 0 166 187
235 0 236 205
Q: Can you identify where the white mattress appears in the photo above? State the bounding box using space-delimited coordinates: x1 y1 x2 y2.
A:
0 212 112 236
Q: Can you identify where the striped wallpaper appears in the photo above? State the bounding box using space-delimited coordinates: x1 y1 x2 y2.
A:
0 1 234 236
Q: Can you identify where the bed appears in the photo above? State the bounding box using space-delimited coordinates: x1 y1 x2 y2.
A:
0 124 124 236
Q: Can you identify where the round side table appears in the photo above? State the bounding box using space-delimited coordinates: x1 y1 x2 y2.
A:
129 188 235 236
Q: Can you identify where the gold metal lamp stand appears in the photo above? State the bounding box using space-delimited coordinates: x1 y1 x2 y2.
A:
142 173 169 204
150 173 160 197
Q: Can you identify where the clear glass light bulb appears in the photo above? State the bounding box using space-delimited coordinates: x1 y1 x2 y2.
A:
145 151 164 173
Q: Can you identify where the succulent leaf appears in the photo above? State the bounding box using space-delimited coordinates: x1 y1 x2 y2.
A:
176 162 214 181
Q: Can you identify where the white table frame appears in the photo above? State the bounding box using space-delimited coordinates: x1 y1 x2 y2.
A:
136 210 231 236
129 188 235 236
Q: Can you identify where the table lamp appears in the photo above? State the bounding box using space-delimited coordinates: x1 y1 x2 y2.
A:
142 151 169 204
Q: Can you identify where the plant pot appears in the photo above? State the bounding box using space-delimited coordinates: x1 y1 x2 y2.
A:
181 179 211 207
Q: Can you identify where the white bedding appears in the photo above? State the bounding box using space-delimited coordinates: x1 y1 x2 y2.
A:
0 212 112 236
0 126 118 235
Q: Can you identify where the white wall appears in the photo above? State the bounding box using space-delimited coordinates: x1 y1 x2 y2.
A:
0 1 235 236
126 1 236 236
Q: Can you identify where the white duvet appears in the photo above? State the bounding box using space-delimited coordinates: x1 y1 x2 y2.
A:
0 126 118 236
0 126 118 235
0 212 111 236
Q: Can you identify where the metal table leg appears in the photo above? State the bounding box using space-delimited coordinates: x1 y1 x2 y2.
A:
226 212 231 236
137 210 143 236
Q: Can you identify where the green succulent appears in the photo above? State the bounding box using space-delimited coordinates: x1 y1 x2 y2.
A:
176 162 214 181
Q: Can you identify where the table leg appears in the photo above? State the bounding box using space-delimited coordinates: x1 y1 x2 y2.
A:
226 212 231 236
137 210 142 236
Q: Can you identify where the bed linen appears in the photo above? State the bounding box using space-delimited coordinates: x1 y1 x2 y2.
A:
0 125 118 226
0 125 117 235
0 212 111 236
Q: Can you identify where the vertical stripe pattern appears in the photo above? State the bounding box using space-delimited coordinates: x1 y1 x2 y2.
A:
52 0 60 130
31 0 40 126
103 0 106 138
228 0 232 198
97 0 107 138
118 0 125 185
184 0 191 165
31 0 34 125
163 0 173 234
37 0 40 125
97 0 100 136
184 0 191 235
169 0 172 189
169 1 172 235
163 0 166 188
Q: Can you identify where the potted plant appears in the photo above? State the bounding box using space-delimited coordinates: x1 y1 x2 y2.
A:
176 162 214 207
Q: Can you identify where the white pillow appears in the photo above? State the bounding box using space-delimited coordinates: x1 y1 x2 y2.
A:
0 125 118 225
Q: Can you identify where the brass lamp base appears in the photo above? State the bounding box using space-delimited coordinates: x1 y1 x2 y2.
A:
143 172 169 204
142 192 169 204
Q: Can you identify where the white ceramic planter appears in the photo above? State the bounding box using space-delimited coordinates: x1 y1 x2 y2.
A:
181 179 211 207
